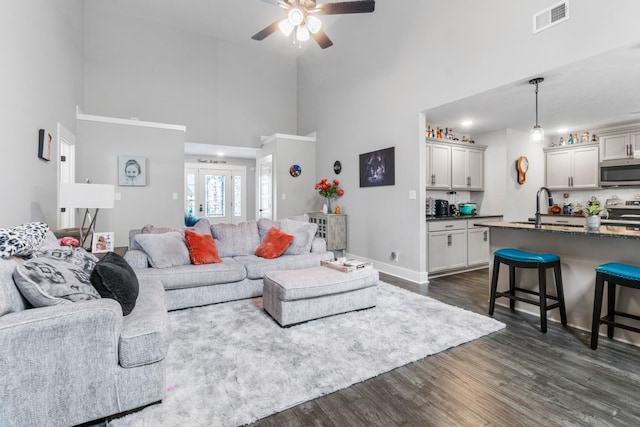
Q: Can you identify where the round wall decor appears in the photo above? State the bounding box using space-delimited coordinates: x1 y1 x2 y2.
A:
289 164 302 177
333 160 342 174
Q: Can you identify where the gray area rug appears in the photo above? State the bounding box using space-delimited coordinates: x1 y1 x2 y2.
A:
111 282 505 427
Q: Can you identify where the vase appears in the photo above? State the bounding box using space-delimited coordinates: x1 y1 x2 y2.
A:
586 215 601 231
326 198 333 214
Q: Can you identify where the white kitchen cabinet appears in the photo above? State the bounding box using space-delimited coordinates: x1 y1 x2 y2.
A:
599 131 640 160
427 221 467 273
451 146 484 190
544 143 599 190
425 142 451 189
467 226 490 266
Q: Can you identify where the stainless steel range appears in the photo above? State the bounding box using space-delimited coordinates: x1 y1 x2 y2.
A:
603 198 640 229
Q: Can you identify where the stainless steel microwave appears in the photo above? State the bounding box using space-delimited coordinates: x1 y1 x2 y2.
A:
600 159 640 186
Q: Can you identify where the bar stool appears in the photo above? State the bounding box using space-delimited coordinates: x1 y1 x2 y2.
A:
590 262 640 349
489 248 567 333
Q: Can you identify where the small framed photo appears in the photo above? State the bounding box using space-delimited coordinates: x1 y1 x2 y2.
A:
118 156 147 186
92 232 114 254
38 129 52 161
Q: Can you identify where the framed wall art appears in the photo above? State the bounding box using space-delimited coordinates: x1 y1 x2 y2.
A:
38 129 52 161
118 156 146 186
92 232 114 254
359 146 395 187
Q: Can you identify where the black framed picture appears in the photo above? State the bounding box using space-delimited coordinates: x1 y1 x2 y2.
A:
359 146 395 187
38 129 52 161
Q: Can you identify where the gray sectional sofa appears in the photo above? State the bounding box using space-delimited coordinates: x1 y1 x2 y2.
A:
0 230 171 427
124 217 335 310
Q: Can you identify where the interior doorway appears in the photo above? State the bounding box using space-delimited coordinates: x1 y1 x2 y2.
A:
57 123 76 229
258 155 273 219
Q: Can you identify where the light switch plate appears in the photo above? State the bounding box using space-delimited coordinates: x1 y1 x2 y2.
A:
409 190 417 200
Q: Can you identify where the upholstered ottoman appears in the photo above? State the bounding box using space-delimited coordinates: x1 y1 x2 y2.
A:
263 266 379 326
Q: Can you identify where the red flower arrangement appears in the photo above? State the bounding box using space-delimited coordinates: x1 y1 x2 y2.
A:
314 178 344 199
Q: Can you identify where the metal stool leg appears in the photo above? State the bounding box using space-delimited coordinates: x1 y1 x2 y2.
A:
607 281 616 339
538 264 548 333
489 258 500 316
554 262 567 325
591 273 605 350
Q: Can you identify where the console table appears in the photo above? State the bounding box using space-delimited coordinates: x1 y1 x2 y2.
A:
308 213 347 252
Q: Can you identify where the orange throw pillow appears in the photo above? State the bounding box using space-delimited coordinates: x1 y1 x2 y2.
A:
184 229 222 265
255 227 294 259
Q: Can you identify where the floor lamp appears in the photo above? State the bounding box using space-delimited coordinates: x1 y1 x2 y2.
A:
59 183 115 248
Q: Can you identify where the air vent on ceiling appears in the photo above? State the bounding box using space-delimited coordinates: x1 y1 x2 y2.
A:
533 1 569 34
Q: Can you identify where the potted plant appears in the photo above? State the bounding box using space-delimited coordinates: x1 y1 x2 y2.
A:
314 178 344 213
583 203 607 230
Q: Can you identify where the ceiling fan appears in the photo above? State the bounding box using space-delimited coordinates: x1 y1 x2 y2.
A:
252 0 375 49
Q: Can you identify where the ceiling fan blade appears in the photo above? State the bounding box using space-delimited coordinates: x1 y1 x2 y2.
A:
311 29 333 49
317 1 375 15
251 19 284 41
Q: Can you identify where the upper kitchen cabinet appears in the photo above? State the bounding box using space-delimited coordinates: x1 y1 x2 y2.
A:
425 141 451 189
451 145 485 190
544 142 599 190
425 138 486 191
599 130 640 160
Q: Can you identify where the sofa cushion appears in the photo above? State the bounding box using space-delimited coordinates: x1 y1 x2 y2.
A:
90 252 139 316
0 222 49 259
184 229 222 265
13 248 101 307
210 221 260 257
130 219 212 250
135 258 247 290
134 231 191 269
280 219 318 255
255 227 294 259
234 251 335 280
118 278 171 368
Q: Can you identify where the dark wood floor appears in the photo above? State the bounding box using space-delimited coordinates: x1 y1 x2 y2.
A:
249 269 640 427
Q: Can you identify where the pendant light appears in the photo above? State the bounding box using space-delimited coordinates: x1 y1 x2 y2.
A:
529 77 545 142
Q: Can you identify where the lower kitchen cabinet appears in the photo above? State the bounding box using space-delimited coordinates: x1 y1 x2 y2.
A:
428 221 467 273
427 216 501 275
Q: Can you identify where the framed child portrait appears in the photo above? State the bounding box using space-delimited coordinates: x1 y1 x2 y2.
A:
92 232 114 254
118 156 147 186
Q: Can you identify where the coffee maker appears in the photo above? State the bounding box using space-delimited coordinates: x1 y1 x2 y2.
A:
434 199 449 216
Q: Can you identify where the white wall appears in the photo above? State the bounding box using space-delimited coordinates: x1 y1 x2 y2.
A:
0 0 84 227
296 0 640 280
77 120 185 247
84 1 298 149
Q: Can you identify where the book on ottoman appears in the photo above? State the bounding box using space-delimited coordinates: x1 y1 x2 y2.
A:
321 258 373 273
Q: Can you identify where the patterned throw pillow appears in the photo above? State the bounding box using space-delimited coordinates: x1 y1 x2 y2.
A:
13 248 101 307
0 222 49 258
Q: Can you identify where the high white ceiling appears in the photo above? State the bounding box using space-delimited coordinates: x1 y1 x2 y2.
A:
109 1 640 152
425 43 640 141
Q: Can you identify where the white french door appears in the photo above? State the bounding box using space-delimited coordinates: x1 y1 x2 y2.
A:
185 165 246 224
258 155 273 219
57 123 76 229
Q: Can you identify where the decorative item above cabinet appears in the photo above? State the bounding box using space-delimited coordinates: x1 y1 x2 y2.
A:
425 138 486 191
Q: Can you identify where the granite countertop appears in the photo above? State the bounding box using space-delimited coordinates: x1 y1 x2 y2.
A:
476 221 640 240
426 214 503 221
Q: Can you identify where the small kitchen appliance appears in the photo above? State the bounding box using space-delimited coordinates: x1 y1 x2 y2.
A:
434 199 449 216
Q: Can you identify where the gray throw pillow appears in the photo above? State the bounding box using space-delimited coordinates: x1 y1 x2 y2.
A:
13 248 101 307
134 231 190 268
280 219 318 255
211 221 260 257
257 218 281 242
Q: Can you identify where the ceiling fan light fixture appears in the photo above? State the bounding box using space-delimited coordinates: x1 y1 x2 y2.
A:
296 24 310 41
529 77 545 142
278 19 294 36
288 8 305 26
306 15 322 33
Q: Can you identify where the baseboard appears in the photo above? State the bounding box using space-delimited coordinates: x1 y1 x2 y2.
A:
344 253 429 285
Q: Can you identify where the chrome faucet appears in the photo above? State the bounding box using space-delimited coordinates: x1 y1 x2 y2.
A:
535 187 554 228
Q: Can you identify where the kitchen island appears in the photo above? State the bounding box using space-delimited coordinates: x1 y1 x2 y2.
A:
479 221 640 346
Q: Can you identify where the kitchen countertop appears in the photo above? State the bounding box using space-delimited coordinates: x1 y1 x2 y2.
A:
426 214 503 221
477 221 640 240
